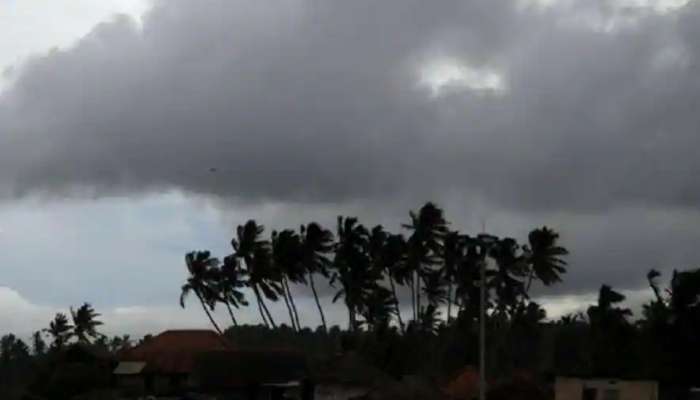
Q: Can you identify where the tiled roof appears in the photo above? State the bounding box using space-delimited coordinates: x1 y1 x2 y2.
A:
118 330 231 374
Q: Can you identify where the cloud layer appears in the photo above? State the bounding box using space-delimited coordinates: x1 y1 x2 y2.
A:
2 0 699 211
2 0 700 328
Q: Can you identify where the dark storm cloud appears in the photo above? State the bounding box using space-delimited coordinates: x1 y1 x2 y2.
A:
4 0 699 211
2 0 700 301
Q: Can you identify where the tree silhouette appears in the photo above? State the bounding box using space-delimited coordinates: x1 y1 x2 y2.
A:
333 217 372 331
271 229 303 330
232 220 281 328
490 237 527 315
44 313 74 350
31 331 46 357
587 285 634 375
404 202 448 324
300 223 334 332
381 233 408 332
524 226 568 292
361 285 396 331
180 251 224 335
219 254 249 327
442 231 464 322
70 303 104 344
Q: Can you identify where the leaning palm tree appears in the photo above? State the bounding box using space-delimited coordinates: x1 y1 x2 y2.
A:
490 237 527 315
442 231 464 322
333 216 371 331
272 229 304 331
378 231 407 331
523 226 568 293
587 284 632 326
70 303 104 344
180 251 224 335
218 255 249 327
300 222 334 331
403 202 448 322
44 313 73 350
360 285 396 331
232 220 281 328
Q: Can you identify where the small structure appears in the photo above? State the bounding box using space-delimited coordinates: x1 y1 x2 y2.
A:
555 376 658 400
114 329 230 395
114 329 311 399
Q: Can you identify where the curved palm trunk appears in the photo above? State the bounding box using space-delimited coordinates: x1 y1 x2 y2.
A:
308 272 327 331
409 276 416 321
415 271 422 319
256 286 277 329
347 303 356 331
253 287 270 328
285 279 302 330
281 278 298 331
447 281 453 323
224 301 239 327
525 268 536 294
387 273 404 333
195 290 224 336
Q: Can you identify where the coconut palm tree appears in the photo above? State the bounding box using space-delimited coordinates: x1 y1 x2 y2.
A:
490 237 527 315
271 229 303 330
232 220 281 328
360 285 396 331
403 202 448 322
379 232 407 331
31 331 46 356
587 284 632 324
219 254 249 327
44 313 74 350
333 216 371 331
442 231 464 322
523 226 568 293
70 303 104 344
180 251 224 335
300 222 334 332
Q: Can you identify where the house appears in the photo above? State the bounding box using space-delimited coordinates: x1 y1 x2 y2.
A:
114 329 230 395
114 329 312 399
555 376 658 400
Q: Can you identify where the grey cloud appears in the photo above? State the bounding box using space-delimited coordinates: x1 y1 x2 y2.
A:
5 0 699 212
3 0 700 305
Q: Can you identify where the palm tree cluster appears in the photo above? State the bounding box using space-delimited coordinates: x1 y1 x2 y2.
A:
43 303 103 350
180 202 569 334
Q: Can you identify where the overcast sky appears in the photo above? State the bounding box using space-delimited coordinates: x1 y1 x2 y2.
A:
1 0 700 337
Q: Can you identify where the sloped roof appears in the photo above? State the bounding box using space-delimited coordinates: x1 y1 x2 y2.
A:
118 330 230 374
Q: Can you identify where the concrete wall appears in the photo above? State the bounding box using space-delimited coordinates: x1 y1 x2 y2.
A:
555 377 658 400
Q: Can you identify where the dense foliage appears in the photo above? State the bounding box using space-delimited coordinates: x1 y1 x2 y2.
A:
2 202 700 398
